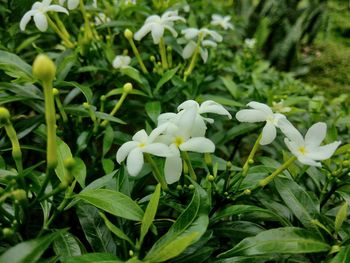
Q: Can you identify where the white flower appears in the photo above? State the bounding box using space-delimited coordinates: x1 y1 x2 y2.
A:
112 55 131 69
272 100 291 113
116 126 172 176
59 0 79 10
124 0 136 5
158 106 215 184
280 122 341 167
244 38 256 48
20 0 68 32
235 101 286 145
134 10 185 44
211 14 234 30
180 28 222 63
94 12 111 25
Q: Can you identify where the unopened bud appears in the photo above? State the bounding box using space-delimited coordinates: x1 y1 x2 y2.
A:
123 83 133 93
100 95 106 101
83 102 90 109
188 184 194 190
2 228 13 237
243 189 251 195
52 88 59 96
0 107 10 124
176 185 182 190
64 157 76 171
124 29 133 40
32 54 56 82
12 189 27 202
207 175 215 182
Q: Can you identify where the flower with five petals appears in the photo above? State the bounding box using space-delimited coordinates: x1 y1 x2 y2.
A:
20 0 68 32
59 0 79 10
210 14 234 30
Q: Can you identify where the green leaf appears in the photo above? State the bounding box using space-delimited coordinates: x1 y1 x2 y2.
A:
220 76 239 99
154 66 180 94
275 177 320 228
330 245 350 263
0 50 33 81
102 158 115 174
140 184 161 245
55 138 73 183
77 189 144 221
72 157 87 188
198 95 243 107
335 144 350 156
218 227 330 258
76 204 117 253
53 232 82 262
145 101 161 124
56 81 93 103
335 202 348 233
0 230 65 263
99 212 134 246
103 125 114 157
144 182 209 262
120 67 142 83
64 253 122 263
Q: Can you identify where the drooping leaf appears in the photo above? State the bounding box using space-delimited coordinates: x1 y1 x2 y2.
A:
0 230 65 263
218 227 330 258
77 189 144 221
0 50 33 81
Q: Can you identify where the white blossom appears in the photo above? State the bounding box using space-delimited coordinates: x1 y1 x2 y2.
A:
112 55 131 69
116 126 172 176
235 101 286 145
20 0 68 32
211 14 234 30
180 28 222 63
134 10 185 44
59 0 79 10
280 121 341 167
244 38 256 49
94 12 111 25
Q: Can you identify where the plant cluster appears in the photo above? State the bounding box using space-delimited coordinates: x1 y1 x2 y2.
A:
0 0 349 262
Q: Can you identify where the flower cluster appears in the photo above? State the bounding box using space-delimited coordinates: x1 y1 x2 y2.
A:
117 100 231 184
236 101 341 167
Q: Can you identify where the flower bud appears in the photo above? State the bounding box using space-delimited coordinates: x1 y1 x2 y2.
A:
52 88 59 96
207 174 215 182
100 95 106 101
188 184 194 190
123 83 133 93
64 157 76 171
32 54 56 83
243 189 251 195
11 189 27 202
0 107 10 125
83 102 90 109
124 29 133 40
2 228 13 238
176 185 182 190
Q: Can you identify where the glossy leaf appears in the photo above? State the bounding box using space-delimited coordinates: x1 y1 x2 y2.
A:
53 232 82 262
154 66 180 93
64 253 122 263
140 184 161 245
218 227 330 258
0 230 65 263
103 125 114 157
330 245 350 263
220 76 239 99
77 189 144 221
55 138 73 183
335 202 348 233
145 101 161 124
0 50 33 81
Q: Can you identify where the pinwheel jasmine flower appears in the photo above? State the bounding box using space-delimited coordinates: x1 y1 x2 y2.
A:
236 101 286 145
180 28 223 63
112 55 131 69
244 38 256 48
116 126 172 176
94 13 111 25
210 14 234 30
59 0 79 10
272 100 291 113
134 10 185 44
158 106 215 184
20 0 68 32
281 122 341 167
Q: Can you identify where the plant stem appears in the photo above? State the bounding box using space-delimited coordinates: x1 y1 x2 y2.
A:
100 91 128 127
46 15 75 48
159 37 168 70
181 151 197 181
127 38 148 74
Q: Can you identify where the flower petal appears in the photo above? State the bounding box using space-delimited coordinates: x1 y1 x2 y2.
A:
179 137 215 153
199 47 208 63
132 129 148 143
182 41 196 59
199 100 232 118
284 138 300 157
165 154 182 184
126 148 144 176
260 122 276 145
46 5 69 14
305 122 327 148
181 28 199 39
134 23 152 41
279 118 304 145
177 106 197 137
307 141 341 160
142 143 172 157
151 23 164 44
20 10 36 31
116 141 138 163
297 155 321 167
247 101 273 115
190 116 207 137
68 0 79 9
33 12 48 32
235 109 267 122
164 24 178 37
177 100 198 111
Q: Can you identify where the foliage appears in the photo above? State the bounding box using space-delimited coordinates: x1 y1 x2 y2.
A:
0 0 349 262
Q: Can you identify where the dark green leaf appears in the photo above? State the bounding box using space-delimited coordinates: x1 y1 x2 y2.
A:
103 125 114 157
145 101 161 124
330 245 350 263
53 232 82 262
55 138 73 183
77 189 144 221
0 50 33 81
154 66 180 94
64 253 122 263
220 77 239 99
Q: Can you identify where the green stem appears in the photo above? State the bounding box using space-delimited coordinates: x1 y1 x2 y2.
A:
30 167 54 207
159 37 168 70
100 92 128 127
52 12 70 39
4 123 22 173
144 153 168 191
259 156 297 187
184 37 202 80
79 0 93 41
54 94 68 123
127 38 148 74
43 80 57 169
46 15 75 48
181 151 197 181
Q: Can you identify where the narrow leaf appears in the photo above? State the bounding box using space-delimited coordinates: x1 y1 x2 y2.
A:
335 202 348 233
64 253 122 263
53 232 82 262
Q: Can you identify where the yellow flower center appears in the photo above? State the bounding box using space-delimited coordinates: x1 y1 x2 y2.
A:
298 146 307 155
174 136 184 147
138 143 146 148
